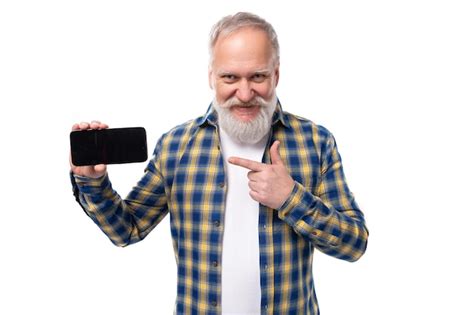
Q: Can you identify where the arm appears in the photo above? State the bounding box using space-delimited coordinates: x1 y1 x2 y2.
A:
71 137 169 247
277 133 368 262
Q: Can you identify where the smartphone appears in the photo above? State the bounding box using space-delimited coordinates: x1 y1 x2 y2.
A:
70 127 148 166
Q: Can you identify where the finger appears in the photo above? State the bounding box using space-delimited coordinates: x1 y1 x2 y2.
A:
248 181 267 195
71 123 81 131
247 170 259 181
90 121 102 130
79 122 90 130
90 121 109 130
270 140 284 165
249 190 262 203
94 164 107 174
228 156 266 171
100 123 109 129
248 180 260 191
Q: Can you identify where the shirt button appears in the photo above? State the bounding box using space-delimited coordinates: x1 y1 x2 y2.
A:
263 224 267 230
264 264 268 270
212 301 217 307
219 182 225 188
214 220 221 227
212 261 218 267
265 304 268 310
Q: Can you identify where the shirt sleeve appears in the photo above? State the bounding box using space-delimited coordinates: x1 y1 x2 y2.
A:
70 139 169 247
277 132 368 262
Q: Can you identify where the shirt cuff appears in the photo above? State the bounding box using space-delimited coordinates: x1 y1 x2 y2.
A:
278 181 304 211
276 181 341 247
276 181 313 225
71 172 110 194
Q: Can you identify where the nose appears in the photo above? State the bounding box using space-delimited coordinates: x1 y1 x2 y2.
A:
235 80 254 103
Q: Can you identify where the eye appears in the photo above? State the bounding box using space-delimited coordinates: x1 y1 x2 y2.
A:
221 74 238 83
251 73 267 83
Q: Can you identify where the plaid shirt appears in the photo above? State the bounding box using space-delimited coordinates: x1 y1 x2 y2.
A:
72 102 368 315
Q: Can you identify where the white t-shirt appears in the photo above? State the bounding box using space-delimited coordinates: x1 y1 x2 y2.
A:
219 127 268 315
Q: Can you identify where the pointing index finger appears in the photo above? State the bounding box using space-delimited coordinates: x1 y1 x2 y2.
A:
228 156 266 171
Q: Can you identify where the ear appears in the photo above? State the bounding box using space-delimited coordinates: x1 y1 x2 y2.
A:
274 63 280 87
208 66 214 90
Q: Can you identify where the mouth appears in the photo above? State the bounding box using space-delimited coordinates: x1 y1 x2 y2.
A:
230 105 261 121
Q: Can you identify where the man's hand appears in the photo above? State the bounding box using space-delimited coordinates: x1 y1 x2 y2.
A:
70 121 108 179
228 141 295 209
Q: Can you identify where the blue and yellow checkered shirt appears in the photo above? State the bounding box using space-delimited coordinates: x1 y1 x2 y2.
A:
72 102 368 314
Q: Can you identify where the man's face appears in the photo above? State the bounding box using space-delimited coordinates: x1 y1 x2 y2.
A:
209 27 279 124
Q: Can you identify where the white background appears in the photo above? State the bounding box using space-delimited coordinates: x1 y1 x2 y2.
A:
1 1 473 314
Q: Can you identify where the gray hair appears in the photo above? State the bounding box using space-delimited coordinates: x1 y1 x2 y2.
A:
209 12 280 66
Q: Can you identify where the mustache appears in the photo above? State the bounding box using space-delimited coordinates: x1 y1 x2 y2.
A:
220 96 269 109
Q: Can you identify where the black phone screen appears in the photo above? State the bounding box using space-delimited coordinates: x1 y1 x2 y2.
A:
70 127 148 166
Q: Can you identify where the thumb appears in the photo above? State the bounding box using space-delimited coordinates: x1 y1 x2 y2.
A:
270 140 284 165
93 164 107 177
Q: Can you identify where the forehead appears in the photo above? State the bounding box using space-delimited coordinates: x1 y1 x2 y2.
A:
212 27 274 73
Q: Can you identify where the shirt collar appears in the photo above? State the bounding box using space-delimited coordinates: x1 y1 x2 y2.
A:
197 99 290 129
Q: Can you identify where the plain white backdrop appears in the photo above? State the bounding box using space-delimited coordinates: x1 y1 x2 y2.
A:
1 1 473 314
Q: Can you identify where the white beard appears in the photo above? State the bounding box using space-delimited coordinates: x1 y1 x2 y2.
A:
212 95 277 144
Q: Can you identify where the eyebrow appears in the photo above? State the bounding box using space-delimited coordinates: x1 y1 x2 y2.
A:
253 69 272 75
216 69 272 77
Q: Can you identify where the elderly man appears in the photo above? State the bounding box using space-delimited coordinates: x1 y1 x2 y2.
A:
71 12 368 315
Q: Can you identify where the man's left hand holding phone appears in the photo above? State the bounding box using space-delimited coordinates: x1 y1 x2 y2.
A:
70 121 110 179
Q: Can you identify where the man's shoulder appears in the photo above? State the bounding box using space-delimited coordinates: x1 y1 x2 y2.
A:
162 117 202 140
154 115 210 153
282 110 333 140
